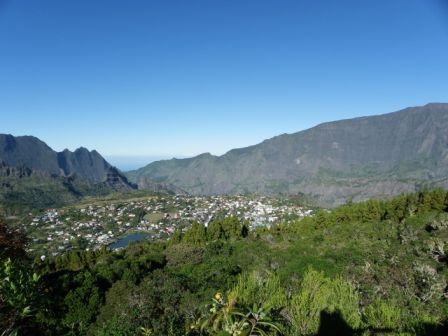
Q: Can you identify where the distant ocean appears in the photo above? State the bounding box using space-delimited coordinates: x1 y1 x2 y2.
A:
105 155 186 172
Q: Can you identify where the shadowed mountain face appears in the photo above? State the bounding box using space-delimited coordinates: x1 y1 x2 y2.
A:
57 148 110 183
0 135 61 176
0 135 112 183
0 135 138 207
127 103 448 206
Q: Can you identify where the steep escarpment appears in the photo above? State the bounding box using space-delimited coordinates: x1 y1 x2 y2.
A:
128 103 448 206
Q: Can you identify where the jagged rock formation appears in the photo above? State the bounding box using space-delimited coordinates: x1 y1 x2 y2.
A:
100 167 138 192
0 135 116 183
0 135 137 207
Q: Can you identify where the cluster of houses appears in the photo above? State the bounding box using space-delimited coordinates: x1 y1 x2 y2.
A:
23 195 312 257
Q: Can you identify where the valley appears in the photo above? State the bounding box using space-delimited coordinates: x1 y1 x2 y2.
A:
2 1 448 334
2 104 448 336
12 193 312 258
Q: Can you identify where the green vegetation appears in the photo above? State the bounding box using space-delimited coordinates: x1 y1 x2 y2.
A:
0 175 143 216
1 190 448 335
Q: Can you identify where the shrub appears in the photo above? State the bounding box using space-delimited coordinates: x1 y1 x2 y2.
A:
228 271 287 312
192 292 282 336
364 299 402 330
412 262 446 302
287 268 361 335
0 258 41 335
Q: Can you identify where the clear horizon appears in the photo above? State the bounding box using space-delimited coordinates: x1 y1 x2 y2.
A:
1 1 448 157
104 154 187 171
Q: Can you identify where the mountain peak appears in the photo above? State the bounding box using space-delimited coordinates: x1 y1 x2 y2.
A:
423 102 448 107
74 146 91 153
0 134 117 184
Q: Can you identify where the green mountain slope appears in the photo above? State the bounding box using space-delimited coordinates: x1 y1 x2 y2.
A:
0 135 138 209
0 162 137 210
127 103 448 206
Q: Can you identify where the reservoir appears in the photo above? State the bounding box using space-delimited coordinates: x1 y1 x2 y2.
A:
109 233 149 250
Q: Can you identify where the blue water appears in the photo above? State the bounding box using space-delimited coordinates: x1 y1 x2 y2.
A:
109 233 149 250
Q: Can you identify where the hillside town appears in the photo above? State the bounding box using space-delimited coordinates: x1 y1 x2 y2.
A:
21 194 312 257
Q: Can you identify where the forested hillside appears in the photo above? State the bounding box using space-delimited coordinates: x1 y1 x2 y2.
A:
1 190 448 335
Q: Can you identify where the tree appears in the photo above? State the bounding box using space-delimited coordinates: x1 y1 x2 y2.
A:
207 217 248 241
0 219 40 335
168 229 183 245
207 219 224 241
0 219 27 262
221 217 244 240
63 271 102 334
0 258 41 335
184 222 207 244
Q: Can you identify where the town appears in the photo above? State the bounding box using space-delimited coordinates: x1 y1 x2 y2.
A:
21 194 313 258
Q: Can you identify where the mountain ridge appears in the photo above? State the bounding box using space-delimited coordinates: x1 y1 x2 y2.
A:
0 134 115 183
0 135 140 208
127 103 448 206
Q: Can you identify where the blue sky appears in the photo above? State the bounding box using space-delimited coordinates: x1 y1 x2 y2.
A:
1 0 448 163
